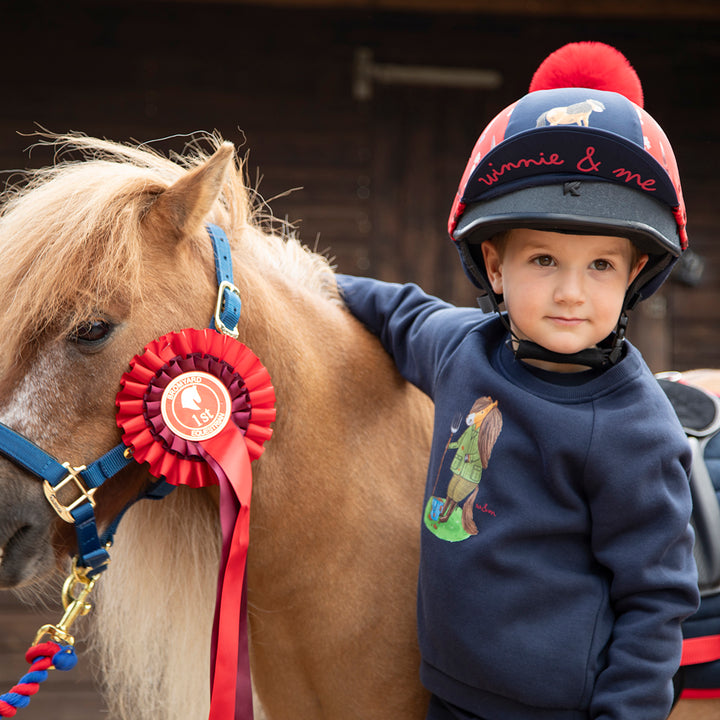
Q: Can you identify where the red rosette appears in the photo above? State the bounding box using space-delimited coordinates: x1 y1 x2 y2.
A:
115 328 276 487
116 326 274 720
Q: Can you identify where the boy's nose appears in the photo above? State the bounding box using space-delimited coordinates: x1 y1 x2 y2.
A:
553 269 585 304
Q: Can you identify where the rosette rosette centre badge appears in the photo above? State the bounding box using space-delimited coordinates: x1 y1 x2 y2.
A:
161 371 232 442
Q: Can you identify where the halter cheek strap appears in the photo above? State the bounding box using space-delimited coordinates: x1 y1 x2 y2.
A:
208 223 242 338
0 223 238 576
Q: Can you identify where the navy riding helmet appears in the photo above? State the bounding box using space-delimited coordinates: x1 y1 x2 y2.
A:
448 42 688 315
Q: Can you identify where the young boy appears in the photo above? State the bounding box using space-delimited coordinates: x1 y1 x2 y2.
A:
337 43 699 719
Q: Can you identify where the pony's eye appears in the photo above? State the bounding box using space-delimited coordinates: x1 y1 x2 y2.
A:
69 319 114 345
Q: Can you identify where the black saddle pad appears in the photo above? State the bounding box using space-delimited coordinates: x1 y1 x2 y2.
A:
658 378 720 437
658 377 720 695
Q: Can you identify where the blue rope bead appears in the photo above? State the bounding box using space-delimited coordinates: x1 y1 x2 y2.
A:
52 646 78 671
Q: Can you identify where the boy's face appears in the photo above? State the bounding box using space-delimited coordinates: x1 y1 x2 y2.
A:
481 229 648 371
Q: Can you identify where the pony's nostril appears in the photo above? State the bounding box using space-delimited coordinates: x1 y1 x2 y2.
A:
0 522 51 588
10 524 31 545
0 524 31 563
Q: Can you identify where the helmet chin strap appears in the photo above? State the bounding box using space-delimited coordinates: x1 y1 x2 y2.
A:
479 294 629 370
513 313 628 370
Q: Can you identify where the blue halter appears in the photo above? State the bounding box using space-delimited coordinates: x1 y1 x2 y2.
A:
0 224 241 577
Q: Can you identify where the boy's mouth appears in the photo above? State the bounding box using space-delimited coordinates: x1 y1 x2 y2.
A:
548 316 585 326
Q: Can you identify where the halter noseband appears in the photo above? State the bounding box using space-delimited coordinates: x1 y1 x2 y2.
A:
0 224 241 577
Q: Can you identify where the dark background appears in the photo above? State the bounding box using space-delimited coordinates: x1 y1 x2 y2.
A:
0 1 718 716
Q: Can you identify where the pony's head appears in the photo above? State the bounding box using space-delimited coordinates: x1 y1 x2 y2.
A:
0 133 272 589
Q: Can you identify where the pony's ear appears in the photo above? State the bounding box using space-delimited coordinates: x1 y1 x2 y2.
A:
149 142 235 239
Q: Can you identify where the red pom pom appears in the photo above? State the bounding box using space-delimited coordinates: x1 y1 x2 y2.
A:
529 42 644 107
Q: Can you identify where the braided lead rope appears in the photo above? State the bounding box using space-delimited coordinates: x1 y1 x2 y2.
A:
0 642 78 716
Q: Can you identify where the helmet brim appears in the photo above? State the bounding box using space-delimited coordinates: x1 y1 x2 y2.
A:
454 180 681 303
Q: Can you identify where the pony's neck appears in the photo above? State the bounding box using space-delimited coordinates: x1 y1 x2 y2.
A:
232 256 409 555
232 252 345 391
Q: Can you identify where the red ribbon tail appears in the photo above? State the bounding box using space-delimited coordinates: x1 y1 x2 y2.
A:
201 424 254 720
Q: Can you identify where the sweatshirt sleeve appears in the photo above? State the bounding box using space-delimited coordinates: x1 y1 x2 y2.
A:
336 274 482 398
585 379 699 719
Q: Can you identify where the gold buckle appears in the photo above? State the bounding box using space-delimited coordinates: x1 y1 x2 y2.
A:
213 280 241 339
43 463 95 523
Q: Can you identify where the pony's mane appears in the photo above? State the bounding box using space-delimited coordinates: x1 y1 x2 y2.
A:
92 486 221 718
0 132 337 380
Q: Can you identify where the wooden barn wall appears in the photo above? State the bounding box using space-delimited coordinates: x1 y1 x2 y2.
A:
0 5 717 714
0 2 718 373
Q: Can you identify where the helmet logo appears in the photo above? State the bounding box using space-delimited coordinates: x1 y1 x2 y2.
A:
563 181 582 196
537 99 606 127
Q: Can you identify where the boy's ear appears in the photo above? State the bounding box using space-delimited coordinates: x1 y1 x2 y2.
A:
628 253 649 286
481 241 504 295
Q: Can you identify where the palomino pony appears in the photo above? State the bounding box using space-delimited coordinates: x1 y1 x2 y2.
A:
0 134 716 720
0 133 433 720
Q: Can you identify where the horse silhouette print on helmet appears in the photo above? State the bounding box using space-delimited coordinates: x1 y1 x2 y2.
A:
449 41 688 328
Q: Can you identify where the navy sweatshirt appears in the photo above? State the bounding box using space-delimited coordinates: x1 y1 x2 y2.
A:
338 275 699 720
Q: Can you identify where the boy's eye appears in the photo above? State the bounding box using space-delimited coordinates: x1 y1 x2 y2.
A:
533 255 555 267
592 259 613 271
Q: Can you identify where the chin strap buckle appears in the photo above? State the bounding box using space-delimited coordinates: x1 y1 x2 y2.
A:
606 313 629 366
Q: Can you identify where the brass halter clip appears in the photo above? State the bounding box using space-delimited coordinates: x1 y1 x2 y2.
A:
43 463 95 523
33 558 100 647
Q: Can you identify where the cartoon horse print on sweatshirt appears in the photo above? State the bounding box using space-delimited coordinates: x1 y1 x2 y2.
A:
424 396 503 542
